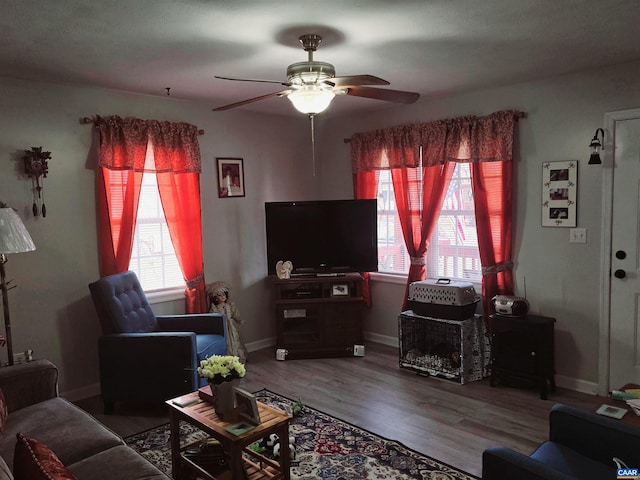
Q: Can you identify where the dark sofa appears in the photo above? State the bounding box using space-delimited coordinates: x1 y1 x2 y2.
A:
0 360 168 480
482 403 640 479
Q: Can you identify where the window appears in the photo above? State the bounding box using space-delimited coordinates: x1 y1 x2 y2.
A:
376 163 481 282
129 172 184 291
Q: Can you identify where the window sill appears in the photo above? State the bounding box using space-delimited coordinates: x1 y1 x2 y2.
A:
370 272 482 292
370 272 408 285
145 287 185 304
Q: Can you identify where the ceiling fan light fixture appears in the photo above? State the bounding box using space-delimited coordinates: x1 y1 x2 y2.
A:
287 87 335 115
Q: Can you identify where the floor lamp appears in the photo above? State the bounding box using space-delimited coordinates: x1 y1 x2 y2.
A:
0 207 36 366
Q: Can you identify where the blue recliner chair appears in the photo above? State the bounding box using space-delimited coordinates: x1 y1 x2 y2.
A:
89 270 227 413
482 403 640 479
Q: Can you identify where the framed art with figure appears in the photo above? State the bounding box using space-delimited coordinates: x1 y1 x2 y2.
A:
217 157 245 198
542 160 577 227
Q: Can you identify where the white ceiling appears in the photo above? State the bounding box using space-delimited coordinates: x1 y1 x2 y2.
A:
1 0 639 117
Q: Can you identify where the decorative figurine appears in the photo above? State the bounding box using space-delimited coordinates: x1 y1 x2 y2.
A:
206 281 248 363
275 260 293 279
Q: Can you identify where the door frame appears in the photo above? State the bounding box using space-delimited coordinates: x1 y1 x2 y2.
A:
597 107 640 396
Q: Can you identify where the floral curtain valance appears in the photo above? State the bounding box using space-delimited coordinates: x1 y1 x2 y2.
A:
95 115 202 173
351 110 521 173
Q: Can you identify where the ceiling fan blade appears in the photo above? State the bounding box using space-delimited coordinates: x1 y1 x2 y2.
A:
345 86 420 104
329 75 390 87
212 90 291 111
215 75 291 87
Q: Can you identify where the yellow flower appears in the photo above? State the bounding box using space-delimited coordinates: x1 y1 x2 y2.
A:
197 355 246 384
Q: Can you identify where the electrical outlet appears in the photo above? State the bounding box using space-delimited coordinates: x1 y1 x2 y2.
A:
569 228 587 243
353 345 365 357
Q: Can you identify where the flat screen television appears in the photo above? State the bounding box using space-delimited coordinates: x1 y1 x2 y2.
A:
265 199 378 276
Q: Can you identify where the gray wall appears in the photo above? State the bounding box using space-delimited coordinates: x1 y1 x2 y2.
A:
1 59 639 398
318 59 640 392
0 77 313 397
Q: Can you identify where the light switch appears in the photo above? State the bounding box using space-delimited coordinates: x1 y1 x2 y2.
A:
570 228 587 243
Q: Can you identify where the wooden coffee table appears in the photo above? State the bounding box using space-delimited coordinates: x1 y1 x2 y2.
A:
600 384 640 428
167 391 291 480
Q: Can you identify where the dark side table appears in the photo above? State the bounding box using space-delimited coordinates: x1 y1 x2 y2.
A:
489 314 556 400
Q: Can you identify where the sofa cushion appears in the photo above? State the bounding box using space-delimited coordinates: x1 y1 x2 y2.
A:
89 270 159 334
66 445 168 480
13 433 77 480
0 397 122 470
197 334 228 363
530 441 615 479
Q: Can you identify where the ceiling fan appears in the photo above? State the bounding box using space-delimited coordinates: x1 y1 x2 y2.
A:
212 34 420 115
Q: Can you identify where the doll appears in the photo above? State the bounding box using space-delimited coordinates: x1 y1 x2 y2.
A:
206 281 248 363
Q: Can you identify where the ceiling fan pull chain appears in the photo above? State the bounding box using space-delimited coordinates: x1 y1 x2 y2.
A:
310 114 316 177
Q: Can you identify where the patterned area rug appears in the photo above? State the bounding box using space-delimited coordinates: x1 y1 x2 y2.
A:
125 389 478 479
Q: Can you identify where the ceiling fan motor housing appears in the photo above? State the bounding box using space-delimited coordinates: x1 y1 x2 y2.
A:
287 61 335 85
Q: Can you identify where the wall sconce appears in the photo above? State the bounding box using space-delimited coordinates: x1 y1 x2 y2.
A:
588 128 604 165
22 147 51 217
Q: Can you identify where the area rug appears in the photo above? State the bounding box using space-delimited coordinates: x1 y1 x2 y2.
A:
125 389 477 479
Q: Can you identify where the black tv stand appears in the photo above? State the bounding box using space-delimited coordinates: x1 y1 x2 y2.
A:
271 273 364 360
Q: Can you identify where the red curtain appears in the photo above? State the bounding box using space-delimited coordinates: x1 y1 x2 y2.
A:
392 163 455 311
95 115 207 313
472 160 514 318
351 110 520 315
96 168 143 275
157 171 207 313
353 170 380 306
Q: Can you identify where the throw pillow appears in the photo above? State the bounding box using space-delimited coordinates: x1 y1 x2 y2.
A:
0 389 7 437
13 433 77 480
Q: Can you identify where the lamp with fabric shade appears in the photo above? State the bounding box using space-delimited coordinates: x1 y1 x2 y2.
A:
0 206 36 365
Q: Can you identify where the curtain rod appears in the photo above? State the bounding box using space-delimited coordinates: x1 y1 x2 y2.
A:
343 111 527 143
80 117 205 135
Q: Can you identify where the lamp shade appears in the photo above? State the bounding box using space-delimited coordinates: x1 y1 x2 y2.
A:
0 208 36 254
287 86 335 115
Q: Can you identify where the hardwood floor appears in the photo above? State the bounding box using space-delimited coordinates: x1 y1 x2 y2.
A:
74 343 606 478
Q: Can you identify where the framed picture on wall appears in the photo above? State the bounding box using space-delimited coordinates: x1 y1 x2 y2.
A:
217 157 245 198
541 160 577 227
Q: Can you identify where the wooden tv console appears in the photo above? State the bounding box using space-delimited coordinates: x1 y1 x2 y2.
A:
271 273 365 360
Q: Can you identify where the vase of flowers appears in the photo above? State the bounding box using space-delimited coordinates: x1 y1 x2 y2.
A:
197 355 246 418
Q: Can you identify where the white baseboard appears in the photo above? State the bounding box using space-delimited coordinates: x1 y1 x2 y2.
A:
554 374 599 396
365 332 398 347
246 337 275 353
63 334 599 401
364 333 599 396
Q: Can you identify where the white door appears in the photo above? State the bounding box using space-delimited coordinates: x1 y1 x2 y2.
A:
605 108 640 390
